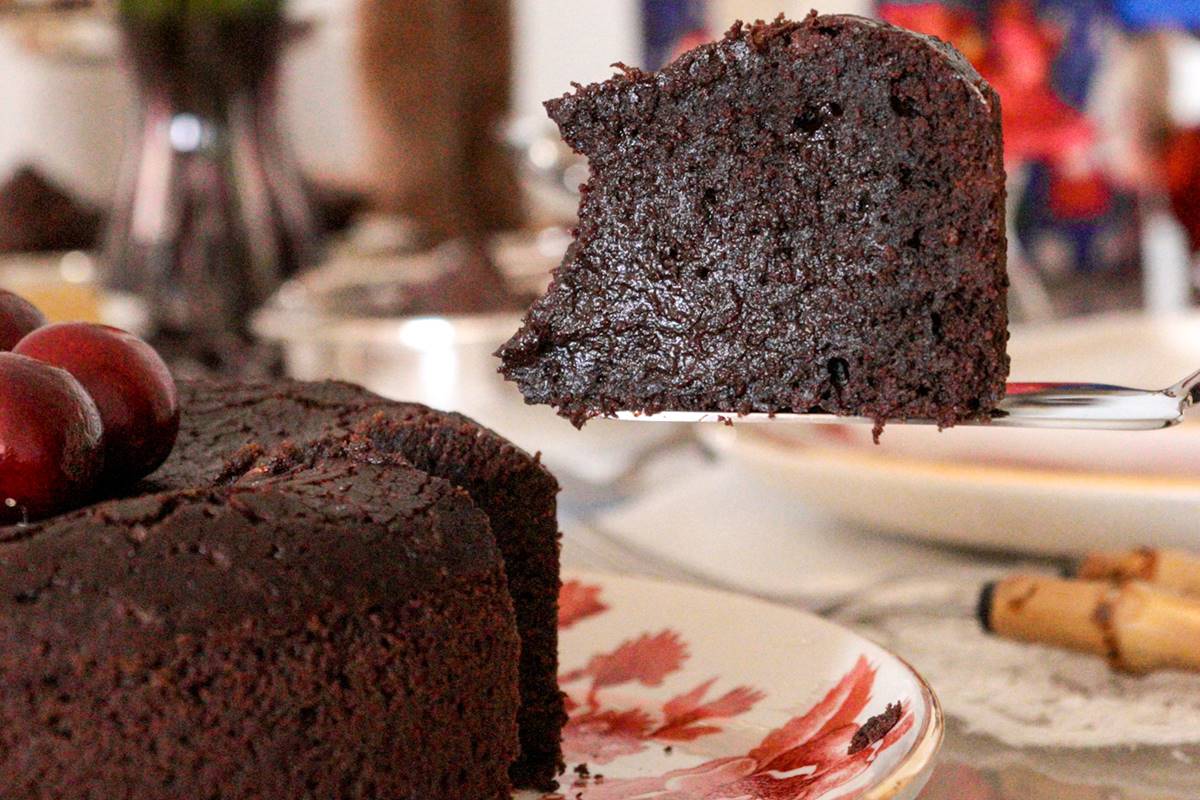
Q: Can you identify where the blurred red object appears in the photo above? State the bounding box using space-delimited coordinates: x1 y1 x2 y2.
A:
877 3 987 62
981 1 1095 167
1048 170 1112 220
1165 127 1200 254
668 29 711 63
880 0 1095 169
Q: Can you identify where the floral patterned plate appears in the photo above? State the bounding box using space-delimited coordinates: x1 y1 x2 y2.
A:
518 571 943 800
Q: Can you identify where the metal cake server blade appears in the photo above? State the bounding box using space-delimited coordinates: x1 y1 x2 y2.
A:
612 368 1200 431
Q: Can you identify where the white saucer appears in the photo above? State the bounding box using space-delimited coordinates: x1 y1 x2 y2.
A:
730 312 1200 555
515 570 943 800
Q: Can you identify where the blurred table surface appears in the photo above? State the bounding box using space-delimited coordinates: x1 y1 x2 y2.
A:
555 429 1200 800
915 731 1197 800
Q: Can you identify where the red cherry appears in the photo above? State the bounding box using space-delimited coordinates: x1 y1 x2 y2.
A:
0 290 46 351
15 323 180 484
0 353 103 523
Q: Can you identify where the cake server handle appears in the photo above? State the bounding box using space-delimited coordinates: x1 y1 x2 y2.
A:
612 368 1200 431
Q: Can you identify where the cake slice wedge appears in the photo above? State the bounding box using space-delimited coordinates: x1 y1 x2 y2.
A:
499 13 1009 432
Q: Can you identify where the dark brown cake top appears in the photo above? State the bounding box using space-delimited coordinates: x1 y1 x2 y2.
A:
145 378 555 496
499 13 1008 429
143 379 396 492
0 438 498 673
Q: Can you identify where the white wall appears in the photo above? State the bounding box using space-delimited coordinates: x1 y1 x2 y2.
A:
510 0 869 121
281 4 362 179
512 0 643 120
0 30 131 202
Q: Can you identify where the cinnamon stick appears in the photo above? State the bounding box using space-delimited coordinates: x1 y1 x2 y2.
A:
1077 548 1200 598
979 575 1200 673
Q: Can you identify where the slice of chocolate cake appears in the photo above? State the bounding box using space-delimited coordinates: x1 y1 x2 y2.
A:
0 379 565 797
498 13 1009 431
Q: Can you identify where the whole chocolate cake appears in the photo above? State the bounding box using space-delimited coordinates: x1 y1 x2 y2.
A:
0 379 564 797
499 13 1009 431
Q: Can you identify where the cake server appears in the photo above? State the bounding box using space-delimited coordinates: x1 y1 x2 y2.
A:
612 368 1200 431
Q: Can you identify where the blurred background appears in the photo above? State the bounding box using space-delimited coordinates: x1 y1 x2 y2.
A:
5 0 1200 568
3 0 1200 334
2 0 1199 365
4 0 1200 592
4 3 1200 797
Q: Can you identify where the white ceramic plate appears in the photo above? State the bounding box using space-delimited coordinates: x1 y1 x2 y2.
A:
728 312 1200 555
754 312 1200 475
515 570 943 800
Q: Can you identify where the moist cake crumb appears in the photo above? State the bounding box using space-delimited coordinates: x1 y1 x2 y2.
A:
499 13 1009 433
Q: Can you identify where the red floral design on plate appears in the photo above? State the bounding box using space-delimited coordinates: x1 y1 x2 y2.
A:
563 630 688 696
560 579 609 629
554 581 915 799
559 628 764 765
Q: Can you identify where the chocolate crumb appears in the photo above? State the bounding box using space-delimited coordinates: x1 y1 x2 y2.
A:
573 763 590 778
848 702 903 754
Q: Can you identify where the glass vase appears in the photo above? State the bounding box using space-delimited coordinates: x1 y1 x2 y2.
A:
103 8 317 347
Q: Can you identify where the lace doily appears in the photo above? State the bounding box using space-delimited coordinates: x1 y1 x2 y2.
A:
834 572 1200 749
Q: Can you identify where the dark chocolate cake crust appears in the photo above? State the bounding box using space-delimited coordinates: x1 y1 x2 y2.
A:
499 13 1009 431
0 379 565 797
0 443 520 799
